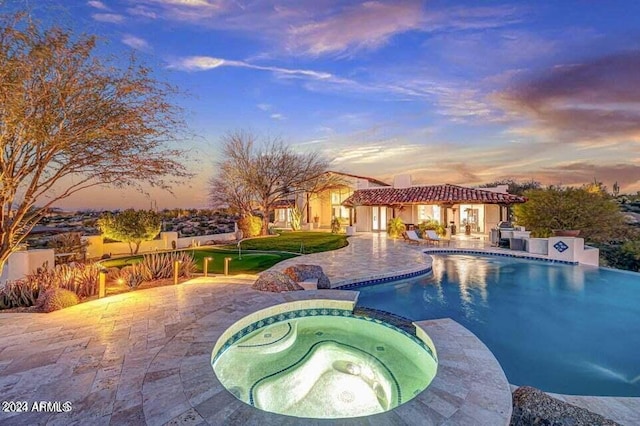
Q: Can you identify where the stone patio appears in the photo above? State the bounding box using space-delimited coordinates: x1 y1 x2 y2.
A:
0 233 637 425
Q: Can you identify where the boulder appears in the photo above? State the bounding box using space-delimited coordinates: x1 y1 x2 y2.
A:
282 264 331 289
510 386 619 426
317 273 331 289
252 271 303 292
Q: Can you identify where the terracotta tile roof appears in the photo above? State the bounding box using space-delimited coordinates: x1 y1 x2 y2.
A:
342 184 527 206
272 199 295 208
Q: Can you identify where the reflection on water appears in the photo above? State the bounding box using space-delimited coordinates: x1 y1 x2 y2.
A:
430 255 489 319
357 254 640 396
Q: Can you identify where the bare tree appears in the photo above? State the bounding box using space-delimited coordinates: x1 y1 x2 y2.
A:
0 12 191 275
211 132 334 235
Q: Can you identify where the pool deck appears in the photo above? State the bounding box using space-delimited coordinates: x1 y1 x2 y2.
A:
0 233 638 425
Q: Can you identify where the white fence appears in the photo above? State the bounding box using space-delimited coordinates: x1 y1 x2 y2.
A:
83 231 238 259
0 249 55 285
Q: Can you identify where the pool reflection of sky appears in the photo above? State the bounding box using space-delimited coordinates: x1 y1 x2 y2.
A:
357 254 640 396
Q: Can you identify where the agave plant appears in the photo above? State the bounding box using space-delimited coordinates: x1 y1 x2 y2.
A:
0 279 40 309
120 263 145 289
140 252 174 280
140 251 197 281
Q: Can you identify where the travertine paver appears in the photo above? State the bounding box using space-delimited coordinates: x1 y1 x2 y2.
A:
269 233 433 287
0 233 636 425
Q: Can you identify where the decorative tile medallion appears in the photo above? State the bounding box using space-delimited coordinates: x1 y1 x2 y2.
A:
553 241 569 253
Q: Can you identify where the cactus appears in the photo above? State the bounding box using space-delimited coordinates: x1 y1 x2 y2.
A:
40 288 80 312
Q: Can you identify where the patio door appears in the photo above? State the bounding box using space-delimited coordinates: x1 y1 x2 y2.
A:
372 206 387 231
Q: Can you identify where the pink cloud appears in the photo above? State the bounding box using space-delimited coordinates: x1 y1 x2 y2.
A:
499 50 640 142
287 1 424 56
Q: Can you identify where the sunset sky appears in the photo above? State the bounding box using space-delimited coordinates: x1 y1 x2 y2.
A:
14 0 640 209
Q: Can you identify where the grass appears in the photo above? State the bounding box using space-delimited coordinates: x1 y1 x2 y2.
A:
225 231 349 254
101 248 299 275
100 231 349 275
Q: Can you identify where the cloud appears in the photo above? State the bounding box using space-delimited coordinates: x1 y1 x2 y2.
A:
286 1 424 56
122 35 151 50
510 162 640 191
169 56 332 79
270 113 285 121
127 1 523 58
499 50 640 142
127 6 158 19
92 13 125 23
256 103 271 111
88 1 109 10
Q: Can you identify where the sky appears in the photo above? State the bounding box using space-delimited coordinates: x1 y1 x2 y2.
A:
8 0 640 209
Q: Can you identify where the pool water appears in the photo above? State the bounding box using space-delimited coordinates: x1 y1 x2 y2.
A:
212 315 437 418
357 254 640 397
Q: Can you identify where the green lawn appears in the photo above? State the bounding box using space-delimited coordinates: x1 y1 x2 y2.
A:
226 231 349 254
101 248 299 275
100 232 349 275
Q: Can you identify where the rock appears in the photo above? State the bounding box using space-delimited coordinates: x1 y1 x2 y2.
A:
510 386 619 426
252 271 303 292
283 264 323 281
317 273 331 289
282 264 331 289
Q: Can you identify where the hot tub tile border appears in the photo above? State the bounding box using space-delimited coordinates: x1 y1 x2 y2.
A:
212 308 437 365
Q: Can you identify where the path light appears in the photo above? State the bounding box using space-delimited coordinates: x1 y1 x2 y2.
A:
173 260 182 285
224 257 232 276
204 257 213 277
99 268 108 298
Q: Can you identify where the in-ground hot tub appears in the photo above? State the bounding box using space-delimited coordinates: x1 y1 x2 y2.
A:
211 302 438 419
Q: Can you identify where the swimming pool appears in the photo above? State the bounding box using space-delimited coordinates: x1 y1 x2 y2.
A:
356 253 640 397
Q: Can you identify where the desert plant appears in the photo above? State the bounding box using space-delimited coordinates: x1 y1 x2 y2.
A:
120 263 145 289
418 219 446 237
139 251 196 281
140 252 174 280
51 263 101 298
387 217 406 239
106 266 122 282
331 217 342 234
237 215 262 237
0 262 56 309
47 232 88 263
39 288 80 312
0 279 40 309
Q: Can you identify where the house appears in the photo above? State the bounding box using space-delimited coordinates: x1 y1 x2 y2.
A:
273 171 389 229
341 175 527 235
273 172 526 235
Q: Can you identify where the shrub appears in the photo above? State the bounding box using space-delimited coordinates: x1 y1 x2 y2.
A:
418 219 446 237
237 215 262 237
387 217 406 239
39 288 80 312
514 185 627 242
